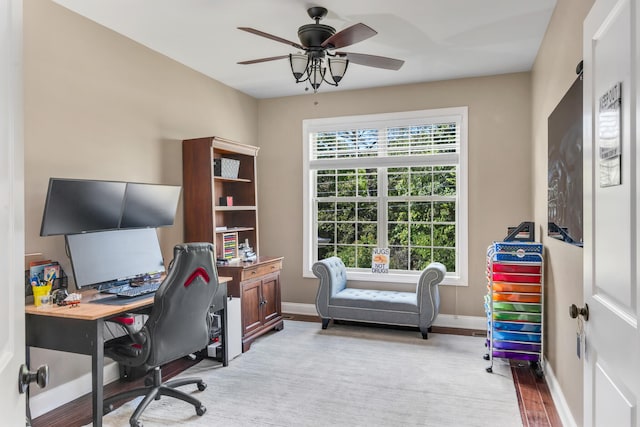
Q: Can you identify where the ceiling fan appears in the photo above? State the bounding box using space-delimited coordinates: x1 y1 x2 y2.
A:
237 6 405 93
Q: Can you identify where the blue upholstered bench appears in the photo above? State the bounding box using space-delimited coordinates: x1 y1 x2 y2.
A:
312 256 446 339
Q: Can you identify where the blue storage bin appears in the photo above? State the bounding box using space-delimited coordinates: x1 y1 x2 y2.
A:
493 321 541 333
491 242 543 262
493 330 541 343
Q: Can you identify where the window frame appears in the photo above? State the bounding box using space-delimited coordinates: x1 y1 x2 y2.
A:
302 107 468 286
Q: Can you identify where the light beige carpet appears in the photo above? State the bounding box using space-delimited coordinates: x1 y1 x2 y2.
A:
92 320 522 427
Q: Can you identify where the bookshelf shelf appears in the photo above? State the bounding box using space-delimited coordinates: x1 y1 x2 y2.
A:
215 206 257 211
215 227 255 234
214 176 252 184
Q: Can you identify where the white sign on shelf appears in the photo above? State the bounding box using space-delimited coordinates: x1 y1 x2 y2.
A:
371 248 390 274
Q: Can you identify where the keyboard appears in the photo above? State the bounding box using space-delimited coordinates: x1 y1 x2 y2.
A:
116 281 162 298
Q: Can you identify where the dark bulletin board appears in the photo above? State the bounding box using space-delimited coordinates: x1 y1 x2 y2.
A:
547 76 583 246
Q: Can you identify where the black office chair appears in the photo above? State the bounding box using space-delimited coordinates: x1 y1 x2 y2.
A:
103 242 219 427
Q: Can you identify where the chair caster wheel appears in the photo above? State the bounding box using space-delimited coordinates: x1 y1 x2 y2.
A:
104 404 114 415
196 405 207 416
486 367 493 373
130 420 142 427
483 354 490 360
197 381 207 391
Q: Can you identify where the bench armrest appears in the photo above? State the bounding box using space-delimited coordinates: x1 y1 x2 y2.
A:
312 257 348 318
417 262 446 328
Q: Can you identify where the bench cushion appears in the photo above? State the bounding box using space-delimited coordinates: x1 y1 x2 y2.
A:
331 288 419 313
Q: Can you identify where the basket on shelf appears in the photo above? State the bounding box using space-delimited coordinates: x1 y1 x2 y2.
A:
214 158 240 179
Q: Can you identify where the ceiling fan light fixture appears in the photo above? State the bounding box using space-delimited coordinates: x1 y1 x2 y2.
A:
289 53 309 81
309 60 325 91
240 7 403 94
328 57 349 83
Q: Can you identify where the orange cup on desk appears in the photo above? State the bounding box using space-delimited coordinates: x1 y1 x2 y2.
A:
32 284 52 306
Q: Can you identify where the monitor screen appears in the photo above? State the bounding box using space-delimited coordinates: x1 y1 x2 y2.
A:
66 228 166 289
120 183 181 228
40 178 127 236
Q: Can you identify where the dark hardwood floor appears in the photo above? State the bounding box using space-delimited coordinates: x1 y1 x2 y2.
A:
31 316 562 427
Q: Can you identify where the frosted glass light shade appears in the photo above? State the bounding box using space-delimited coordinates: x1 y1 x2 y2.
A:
328 57 349 83
289 54 309 81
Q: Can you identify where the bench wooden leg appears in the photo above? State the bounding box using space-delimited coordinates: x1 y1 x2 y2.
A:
321 318 330 329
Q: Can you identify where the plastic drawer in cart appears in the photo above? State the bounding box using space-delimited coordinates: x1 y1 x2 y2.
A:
492 312 542 322
491 273 541 283
493 321 541 333
491 242 543 262
492 341 541 352
492 330 541 342
492 302 541 313
492 293 541 303
491 282 541 293
491 263 541 274
491 350 540 361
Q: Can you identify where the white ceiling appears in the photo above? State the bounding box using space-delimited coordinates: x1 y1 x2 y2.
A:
52 0 557 99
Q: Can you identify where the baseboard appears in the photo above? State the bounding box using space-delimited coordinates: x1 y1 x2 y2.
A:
433 313 486 330
282 302 486 330
543 357 578 427
29 361 121 419
282 302 318 316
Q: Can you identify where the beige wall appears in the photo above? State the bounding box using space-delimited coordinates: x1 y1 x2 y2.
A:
531 0 595 424
24 0 257 394
257 73 532 317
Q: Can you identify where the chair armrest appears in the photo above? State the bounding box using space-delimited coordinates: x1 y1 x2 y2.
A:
106 315 147 346
417 262 446 326
312 257 348 318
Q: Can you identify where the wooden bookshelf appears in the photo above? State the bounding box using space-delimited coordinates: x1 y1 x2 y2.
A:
182 137 260 259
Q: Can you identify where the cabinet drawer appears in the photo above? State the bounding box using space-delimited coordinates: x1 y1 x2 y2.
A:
241 259 282 281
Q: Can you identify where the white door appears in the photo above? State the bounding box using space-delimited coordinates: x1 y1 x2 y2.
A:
0 0 25 425
583 0 640 425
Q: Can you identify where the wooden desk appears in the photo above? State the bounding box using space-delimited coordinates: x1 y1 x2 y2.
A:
25 277 230 427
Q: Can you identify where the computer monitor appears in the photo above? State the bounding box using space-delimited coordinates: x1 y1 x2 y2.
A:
66 228 166 289
40 178 127 236
120 183 181 228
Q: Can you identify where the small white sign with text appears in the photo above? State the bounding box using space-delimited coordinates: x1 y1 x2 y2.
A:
371 248 390 274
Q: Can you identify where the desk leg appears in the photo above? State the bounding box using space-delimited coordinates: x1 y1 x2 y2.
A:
223 298 229 367
92 319 105 427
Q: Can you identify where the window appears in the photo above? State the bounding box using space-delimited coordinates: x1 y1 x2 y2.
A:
303 107 468 285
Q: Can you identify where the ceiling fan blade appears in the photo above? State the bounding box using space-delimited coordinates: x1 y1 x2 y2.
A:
237 55 289 65
238 27 305 50
322 23 377 49
337 52 405 70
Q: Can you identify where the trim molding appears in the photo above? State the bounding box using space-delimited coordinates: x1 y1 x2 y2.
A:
29 361 120 419
282 302 486 330
543 357 578 427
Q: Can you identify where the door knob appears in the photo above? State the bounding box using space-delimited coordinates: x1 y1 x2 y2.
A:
569 303 589 321
18 364 49 394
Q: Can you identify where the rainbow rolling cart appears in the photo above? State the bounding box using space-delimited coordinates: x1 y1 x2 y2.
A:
484 241 544 378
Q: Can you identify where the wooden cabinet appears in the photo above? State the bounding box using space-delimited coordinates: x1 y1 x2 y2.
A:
218 257 284 352
182 136 260 259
